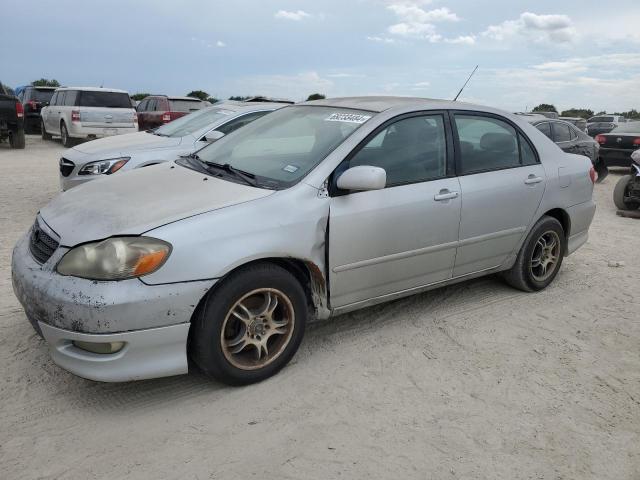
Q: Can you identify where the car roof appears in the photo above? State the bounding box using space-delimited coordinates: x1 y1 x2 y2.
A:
56 87 129 93
212 100 290 111
298 96 473 113
28 86 57 90
167 96 204 101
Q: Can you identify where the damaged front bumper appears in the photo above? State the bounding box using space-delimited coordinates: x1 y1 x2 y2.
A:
11 230 216 381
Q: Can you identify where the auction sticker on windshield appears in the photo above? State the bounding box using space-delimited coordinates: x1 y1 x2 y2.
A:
325 113 371 124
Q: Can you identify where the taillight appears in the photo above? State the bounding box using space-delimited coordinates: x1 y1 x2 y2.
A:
133 112 138 123
15 101 24 118
633 138 640 146
589 166 597 184
27 100 38 110
71 110 80 123
595 134 606 145
162 113 171 123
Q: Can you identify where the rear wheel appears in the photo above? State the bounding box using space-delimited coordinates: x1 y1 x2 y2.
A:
190 263 307 385
613 175 640 210
503 216 565 292
41 119 52 140
9 129 25 149
60 122 74 147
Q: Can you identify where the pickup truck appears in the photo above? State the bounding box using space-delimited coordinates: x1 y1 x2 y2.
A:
0 81 25 149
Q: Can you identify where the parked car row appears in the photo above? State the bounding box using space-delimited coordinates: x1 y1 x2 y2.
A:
586 114 628 137
12 96 597 386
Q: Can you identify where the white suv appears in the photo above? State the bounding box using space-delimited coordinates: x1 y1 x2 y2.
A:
41 87 137 147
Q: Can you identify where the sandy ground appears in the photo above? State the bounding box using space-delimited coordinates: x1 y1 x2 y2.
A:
0 135 638 480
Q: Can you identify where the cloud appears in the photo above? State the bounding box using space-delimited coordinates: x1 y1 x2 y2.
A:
274 10 311 21
326 73 365 78
445 35 476 45
366 35 396 44
382 2 471 44
216 40 226 48
483 12 577 43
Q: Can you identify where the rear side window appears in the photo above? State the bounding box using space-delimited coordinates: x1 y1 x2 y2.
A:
349 114 447 186
77 91 132 108
536 122 552 140
553 123 572 142
454 115 520 174
519 134 538 165
63 90 77 106
169 99 205 112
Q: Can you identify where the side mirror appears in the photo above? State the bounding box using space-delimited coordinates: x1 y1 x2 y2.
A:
202 130 225 143
336 165 386 191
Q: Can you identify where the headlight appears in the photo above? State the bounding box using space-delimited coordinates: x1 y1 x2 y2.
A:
57 237 171 280
78 157 130 176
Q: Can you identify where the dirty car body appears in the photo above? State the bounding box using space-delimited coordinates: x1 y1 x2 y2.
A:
59 101 286 190
12 97 596 383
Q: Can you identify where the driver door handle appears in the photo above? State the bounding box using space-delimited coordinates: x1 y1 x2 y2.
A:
434 189 459 201
524 175 543 185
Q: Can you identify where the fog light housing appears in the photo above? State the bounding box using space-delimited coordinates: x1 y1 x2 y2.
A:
72 341 125 354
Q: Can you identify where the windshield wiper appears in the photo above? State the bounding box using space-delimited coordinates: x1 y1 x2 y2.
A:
201 161 259 187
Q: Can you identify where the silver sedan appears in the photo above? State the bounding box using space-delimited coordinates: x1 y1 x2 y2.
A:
58 101 286 190
12 97 596 385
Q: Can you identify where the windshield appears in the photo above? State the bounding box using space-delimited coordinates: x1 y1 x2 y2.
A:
589 116 614 124
155 107 237 137
611 123 640 134
169 99 206 112
193 106 373 188
77 91 132 108
30 89 55 102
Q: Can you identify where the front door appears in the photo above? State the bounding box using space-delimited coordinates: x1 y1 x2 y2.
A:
329 113 461 308
451 112 546 277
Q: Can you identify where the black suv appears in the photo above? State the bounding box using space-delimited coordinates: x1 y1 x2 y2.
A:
0 81 25 149
17 86 56 133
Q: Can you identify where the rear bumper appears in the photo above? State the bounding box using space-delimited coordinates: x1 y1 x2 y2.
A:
67 123 137 139
39 321 190 382
566 200 596 255
600 148 635 167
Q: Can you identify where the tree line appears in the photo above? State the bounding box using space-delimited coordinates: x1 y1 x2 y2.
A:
532 103 640 120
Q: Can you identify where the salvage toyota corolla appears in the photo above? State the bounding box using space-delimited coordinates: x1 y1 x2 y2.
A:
12 97 597 385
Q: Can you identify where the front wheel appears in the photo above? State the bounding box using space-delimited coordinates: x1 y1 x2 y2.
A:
503 216 565 292
190 263 308 385
613 175 640 210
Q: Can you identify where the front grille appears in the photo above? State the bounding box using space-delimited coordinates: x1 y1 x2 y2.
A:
59 158 75 177
29 221 59 264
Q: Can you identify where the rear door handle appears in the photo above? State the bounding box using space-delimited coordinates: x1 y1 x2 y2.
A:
524 175 543 185
434 189 459 201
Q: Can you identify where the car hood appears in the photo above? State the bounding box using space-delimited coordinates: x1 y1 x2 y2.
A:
70 131 182 155
40 163 273 246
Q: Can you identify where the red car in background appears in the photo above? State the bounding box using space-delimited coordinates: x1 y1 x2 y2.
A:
136 95 210 130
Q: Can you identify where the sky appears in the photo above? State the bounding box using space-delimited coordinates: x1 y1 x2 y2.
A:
1 0 639 113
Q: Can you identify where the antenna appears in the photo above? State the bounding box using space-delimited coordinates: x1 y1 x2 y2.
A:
453 65 478 101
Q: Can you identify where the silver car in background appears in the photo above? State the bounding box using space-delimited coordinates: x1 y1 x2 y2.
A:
12 97 596 385
59 101 286 190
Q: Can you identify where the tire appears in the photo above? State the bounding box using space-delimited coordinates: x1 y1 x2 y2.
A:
502 216 565 292
190 263 308 385
613 175 640 211
41 119 52 140
60 122 74 147
9 129 25 149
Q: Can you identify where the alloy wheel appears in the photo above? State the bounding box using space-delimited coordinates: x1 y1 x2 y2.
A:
530 230 561 282
220 288 295 370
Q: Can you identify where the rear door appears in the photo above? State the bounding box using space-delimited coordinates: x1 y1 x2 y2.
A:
329 112 461 307
452 112 546 276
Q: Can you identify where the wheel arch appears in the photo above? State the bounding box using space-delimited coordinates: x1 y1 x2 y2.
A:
541 207 571 241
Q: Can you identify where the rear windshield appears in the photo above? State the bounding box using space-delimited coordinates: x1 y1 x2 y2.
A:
611 123 640 133
77 91 132 108
589 116 614 123
30 89 55 102
154 107 237 137
169 99 205 112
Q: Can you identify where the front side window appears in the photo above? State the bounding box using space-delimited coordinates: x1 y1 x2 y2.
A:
553 123 572 143
192 106 373 188
454 115 520 174
347 114 447 186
